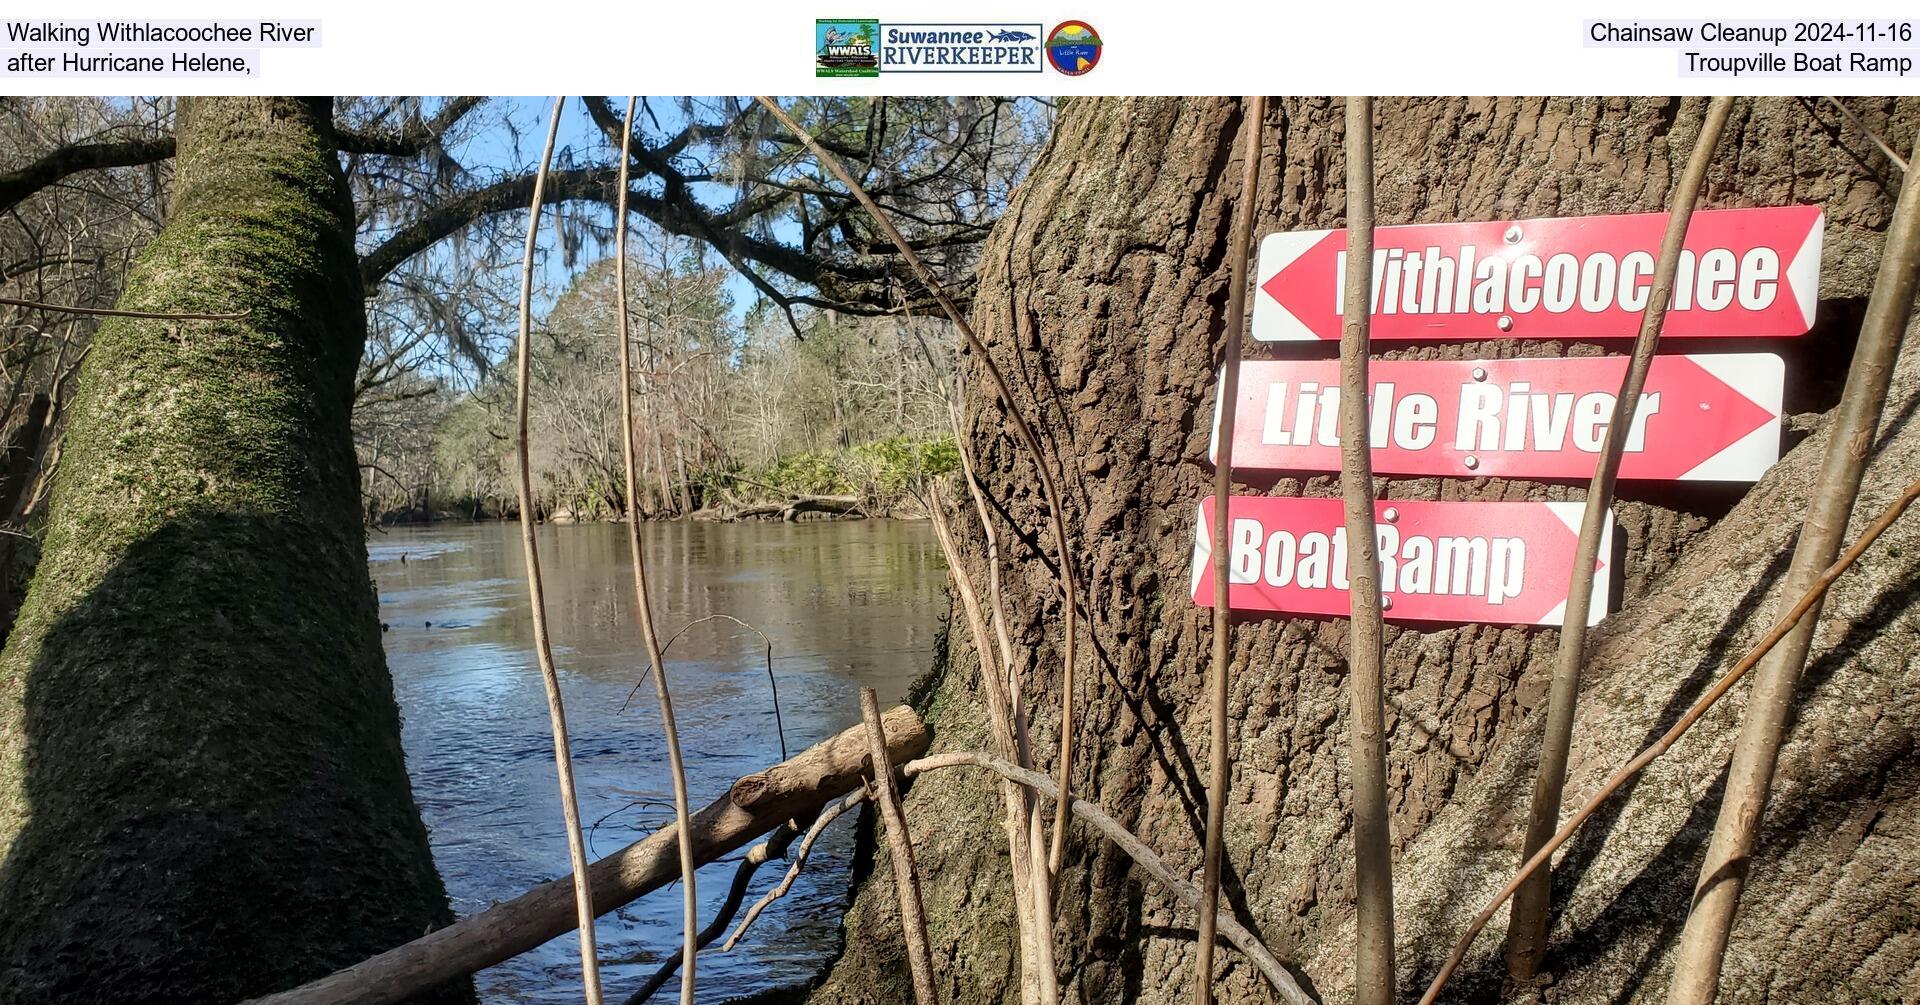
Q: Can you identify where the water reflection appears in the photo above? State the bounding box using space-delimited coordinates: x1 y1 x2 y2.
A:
371 520 945 1003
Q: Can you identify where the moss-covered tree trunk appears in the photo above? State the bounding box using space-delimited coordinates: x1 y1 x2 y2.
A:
811 97 1920 1005
0 97 465 1003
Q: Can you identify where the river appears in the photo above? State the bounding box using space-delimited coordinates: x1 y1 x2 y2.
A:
369 520 946 1003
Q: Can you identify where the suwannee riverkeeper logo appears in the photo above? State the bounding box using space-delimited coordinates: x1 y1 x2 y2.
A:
813 17 1098 75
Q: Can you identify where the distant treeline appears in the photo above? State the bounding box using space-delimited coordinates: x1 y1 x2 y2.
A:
354 245 957 524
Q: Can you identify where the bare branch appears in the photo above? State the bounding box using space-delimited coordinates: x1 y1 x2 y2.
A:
334 97 485 156
752 95 1086 880
862 688 940 1005
0 133 174 214
1667 119 1920 1004
1195 94 1264 1005
0 295 244 321
1821 96 1910 173
903 751 1317 1005
614 92 701 1005
1420 474 1920 1005
723 787 870 952
1507 95 1735 979
620 818 807 1005
509 95 606 1005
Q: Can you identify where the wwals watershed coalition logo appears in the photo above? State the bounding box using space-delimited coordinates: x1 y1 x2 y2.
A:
816 19 880 77
816 18 1097 75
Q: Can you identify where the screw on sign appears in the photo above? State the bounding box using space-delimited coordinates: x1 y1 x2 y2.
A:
1252 206 1823 342
1189 496 1614 627
1209 354 1784 482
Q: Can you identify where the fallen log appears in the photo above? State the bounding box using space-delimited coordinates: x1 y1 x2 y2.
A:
732 494 863 521
245 706 932 1005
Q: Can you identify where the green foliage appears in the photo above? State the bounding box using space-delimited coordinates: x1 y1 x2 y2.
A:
849 436 961 495
717 435 958 514
760 452 854 496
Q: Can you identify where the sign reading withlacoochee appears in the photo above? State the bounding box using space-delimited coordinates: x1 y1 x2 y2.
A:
1190 497 1613 627
1210 354 1783 482
1253 206 1823 342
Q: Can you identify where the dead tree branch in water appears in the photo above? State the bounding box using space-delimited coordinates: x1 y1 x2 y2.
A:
862 687 940 1005
755 96 1086 879
1195 93 1264 1005
614 94 701 1005
902 752 1317 1005
1667 124 1920 1005
247 708 933 1005
1339 94 1394 1005
723 494 864 521
622 818 807 1005
1418 474 1920 1005
724 787 872 951
511 95 605 1005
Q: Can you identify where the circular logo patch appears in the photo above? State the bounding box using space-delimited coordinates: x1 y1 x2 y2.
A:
1045 20 1101 75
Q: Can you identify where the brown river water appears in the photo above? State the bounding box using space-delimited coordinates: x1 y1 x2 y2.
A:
370 520 946 1003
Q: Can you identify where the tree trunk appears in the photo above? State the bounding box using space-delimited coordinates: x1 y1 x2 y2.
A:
0 97 467 1004
809 96 1920 1005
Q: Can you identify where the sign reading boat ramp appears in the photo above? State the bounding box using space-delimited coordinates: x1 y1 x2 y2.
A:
1211 354 1783 482
1190 497 1613 627
1252 206 1823 343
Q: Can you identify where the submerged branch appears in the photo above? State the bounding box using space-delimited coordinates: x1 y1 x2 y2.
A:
621 818 807 1005
246 707 933 1005
630 613 787 760
723 787 871 952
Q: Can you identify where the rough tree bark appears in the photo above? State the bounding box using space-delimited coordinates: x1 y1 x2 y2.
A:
808 96 1920 1005
0 98 466 1003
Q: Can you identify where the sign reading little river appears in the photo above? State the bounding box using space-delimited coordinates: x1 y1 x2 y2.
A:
1210 353 1784 482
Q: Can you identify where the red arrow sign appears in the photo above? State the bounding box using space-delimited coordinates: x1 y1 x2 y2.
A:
1210 354 1782 482
1254 206 1823 342
1190 496 1611 627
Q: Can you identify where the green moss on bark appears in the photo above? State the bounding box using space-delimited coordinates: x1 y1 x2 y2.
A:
0 98 467 1003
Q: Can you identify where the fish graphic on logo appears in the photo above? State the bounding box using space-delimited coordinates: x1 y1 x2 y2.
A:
1045 20 1101 75
988 29 1037 43
816 19 880 77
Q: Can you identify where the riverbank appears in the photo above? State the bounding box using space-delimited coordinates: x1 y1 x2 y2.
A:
371 502 932 528
367 437 957 529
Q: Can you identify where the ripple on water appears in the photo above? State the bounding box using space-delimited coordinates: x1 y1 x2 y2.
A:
373 520 943 1003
